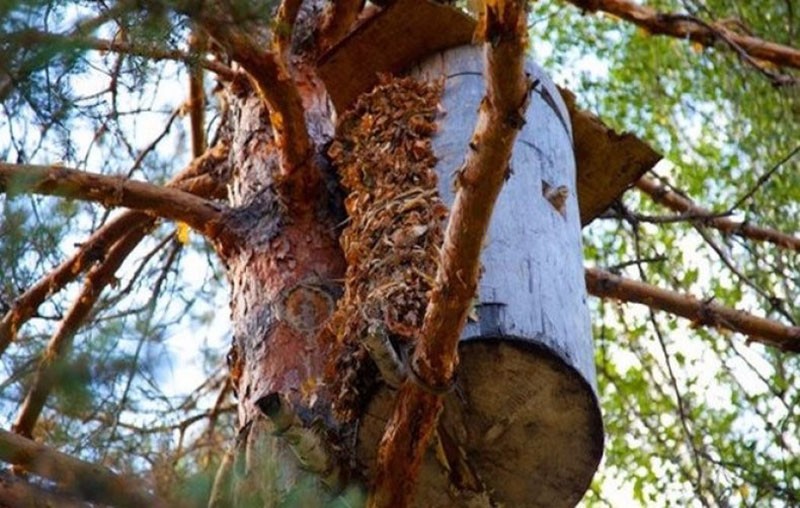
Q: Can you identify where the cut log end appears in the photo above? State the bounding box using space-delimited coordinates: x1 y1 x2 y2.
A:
358 339 603 507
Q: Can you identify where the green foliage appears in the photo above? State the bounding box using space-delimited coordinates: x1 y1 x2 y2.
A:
531 0 799 505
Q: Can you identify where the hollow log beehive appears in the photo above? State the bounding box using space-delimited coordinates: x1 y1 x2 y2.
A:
339 45 605 507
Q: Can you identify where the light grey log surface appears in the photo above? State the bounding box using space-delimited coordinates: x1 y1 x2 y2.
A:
357 46 603 508
415 45 595 387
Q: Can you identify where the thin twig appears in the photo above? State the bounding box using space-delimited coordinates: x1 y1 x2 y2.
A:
636 174 800 253
728 144 800 213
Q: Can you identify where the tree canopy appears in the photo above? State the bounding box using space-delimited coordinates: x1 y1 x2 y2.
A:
0 0 798 506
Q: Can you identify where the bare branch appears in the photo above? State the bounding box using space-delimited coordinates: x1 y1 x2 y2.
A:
318 0 365 51
636 174 800 252
566 0 800 82
208 447 235 508
370 2 531 506
272 0 304 56
188 28 208 158
585 267 800 352
0 162 228 239
0 29 237 82
0 428 167 508
0 470 91 508
0 144 230 356
11 222 153 439
192 6 319 206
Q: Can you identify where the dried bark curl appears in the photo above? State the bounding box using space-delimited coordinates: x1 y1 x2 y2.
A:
327 76 446 420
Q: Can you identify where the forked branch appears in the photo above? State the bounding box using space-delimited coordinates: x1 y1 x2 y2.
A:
192 5 319 207
11 223 154 439
0 143 230 356
370 1 532 506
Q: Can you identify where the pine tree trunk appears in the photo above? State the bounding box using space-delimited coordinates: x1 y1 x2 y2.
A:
210 59 355 505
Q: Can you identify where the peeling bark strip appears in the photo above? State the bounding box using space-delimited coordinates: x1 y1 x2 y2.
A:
370 2 531 506
586 268 800 352
327 76 447 419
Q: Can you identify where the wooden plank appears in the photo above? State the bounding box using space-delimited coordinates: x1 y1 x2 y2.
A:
559 88 661 224
318 0 475 113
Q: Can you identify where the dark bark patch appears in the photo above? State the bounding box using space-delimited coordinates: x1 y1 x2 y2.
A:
278 282 336 332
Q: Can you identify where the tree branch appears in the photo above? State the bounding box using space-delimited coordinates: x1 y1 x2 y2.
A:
0 29 237 82
11 222 153 439
585 267 800 352
0 143 230 356
0 470 91 508
636 174 800 252
192 6 320 207
188 28 208 158
0 162 228 240
318 0 365 51
272 0 304 56
370 2 531 506
566 0 800 82
0 428 167 508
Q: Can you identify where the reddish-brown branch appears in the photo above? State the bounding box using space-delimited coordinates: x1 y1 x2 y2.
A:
636 175 800 252
272 0 304 56
0 162 228 239
318 0 364 51
370 2 531 506
194 8 319 207
11 223 153 439
188 29 208 158
0 144 230 356
566 0 800 73
585 267 800 352
0 428 167 508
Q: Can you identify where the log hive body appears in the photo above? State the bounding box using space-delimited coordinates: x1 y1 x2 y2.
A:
355 46 604 507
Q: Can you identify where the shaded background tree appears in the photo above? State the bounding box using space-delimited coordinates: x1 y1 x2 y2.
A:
0 0 798 506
